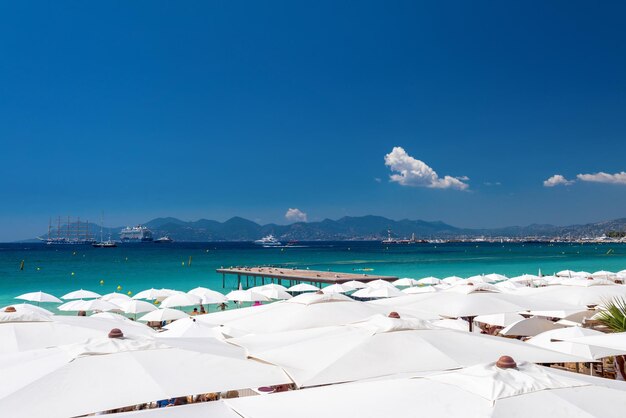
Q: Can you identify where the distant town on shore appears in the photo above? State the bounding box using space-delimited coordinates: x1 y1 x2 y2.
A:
24 215 626 244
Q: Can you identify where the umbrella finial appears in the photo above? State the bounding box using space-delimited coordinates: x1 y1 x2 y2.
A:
4 306 16 313
496 355 517 369
388 311 401 319
108 328 124 339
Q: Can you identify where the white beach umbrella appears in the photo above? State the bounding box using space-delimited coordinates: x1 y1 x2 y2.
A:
187 287 227 304
509 274 540 284
211 293 382 334
556 269 577 278
100 292 132 302
474 312 525 327
495 280 524 291
500 317 565 337
15 291 61 304
446 282 501 293
159 293 202 308
114 299 158 315
225 361 626 418
58 299 120 312
90 312 131 321
0 309 52 323
61 289 102 300
592 270 617 278
466 274 497 284
251 283 289 292
366 279 397 289
484 273 508 282
397 292 529 318
442 276 463 284
133 288 179 300
431 318 472 332
258 288 293 300
158 318 244 344
0 316 155 354
352 286 403 299
0 303 53 316
321 283 354 294
393 278 420 287
563 332 626 353
287 283 319 292
230 314 586 388
0 335 291 418
137 308 189 322
527 327 622 360
342 280 369 289
416 277 440 285
575 271 592 277
402 286 438 294
226 289 271 303
526 285 626 308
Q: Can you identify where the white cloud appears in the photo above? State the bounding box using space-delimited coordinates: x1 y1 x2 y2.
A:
576 171 626 185
285 208 307 222
543 174 575 187
384 147 469 190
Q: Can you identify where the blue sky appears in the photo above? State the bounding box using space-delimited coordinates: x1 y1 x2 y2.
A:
1 1 625 241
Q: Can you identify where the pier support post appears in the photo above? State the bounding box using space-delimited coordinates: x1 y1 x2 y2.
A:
237 274 241 289
222 273 225 289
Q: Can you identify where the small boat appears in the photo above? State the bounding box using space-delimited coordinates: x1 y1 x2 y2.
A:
154 235 173 243
254 234 282 247
92 240 117 248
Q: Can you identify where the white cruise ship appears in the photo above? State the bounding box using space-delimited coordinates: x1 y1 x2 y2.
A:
254 234 282 247
119 225 153 242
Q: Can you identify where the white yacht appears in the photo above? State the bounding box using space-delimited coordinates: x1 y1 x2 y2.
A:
254 234 282 247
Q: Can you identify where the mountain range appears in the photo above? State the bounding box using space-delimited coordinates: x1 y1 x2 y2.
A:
32 215 626 242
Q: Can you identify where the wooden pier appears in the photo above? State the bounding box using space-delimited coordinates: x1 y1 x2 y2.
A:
217 267 399 289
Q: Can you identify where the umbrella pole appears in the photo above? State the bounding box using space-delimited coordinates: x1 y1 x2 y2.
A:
468 316 476 332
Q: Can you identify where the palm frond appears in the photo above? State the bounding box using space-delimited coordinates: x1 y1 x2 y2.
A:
597 297 626 333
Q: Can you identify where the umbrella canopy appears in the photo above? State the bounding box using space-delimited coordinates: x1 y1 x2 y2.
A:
212 293 383 334
484 273 508 282
564 332 626 353
159 293 202 308
527 327 622 361
226 290 271 303
557 270 578 277
226 361 626 418
114 299 158 315
500 317 565 337
258 288 293 300
342 280 369 289
592 270 617 278
366 279 397 289
0 316 155 353
0 335 291 418
230 314 586 388
321 283 354 294
15 291 61 304
137 308 189 322
442 276 463 284
526 285 626 308
158 318 243 342
0 309 52 323
133 288 180 300
287 283 319 292
187 287 227 304
393 278 421 287
509 274 540 284
251 283 289 292
402 286 438 294
466 275 497 284
352 286 403 299
61 289 102 300
416 277 440 285
101 292 132 302
90 312 131 321
0 303 53 315
474 312 526 327
57 299 120 312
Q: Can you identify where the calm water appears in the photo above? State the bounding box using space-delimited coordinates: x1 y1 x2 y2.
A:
1 241 625 307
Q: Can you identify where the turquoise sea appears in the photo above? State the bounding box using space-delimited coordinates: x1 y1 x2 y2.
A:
1 242 625 308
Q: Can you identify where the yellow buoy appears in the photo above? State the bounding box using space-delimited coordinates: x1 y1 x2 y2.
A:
117 285 122 291
127 291 132 296
71 272 75 276
36 267 41 271
100 280 104 285
181 261 185 266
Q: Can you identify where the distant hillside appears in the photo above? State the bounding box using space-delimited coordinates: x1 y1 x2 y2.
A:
33 216 626 242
